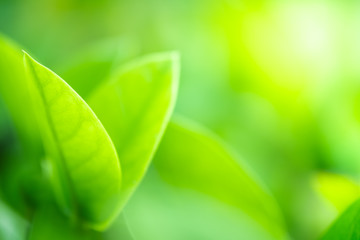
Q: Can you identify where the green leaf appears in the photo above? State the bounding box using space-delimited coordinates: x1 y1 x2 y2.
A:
0 200 29 240
24 52 122 229
127 118 286 239
0 98 8 142
321 199 360 240
88 52 179 214
0 34 43 217
0 34 40 151
28 205 134 240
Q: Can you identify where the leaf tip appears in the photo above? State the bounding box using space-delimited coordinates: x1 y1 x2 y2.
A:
22 50 37 69
156 51 180 96
158 51 180 70
22 50 31 60
167 51 180 63
168 51 180 78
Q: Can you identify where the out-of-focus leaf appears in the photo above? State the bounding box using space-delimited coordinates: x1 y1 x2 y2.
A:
0 34 43 217
126 118 287 240
103 215 134 240
29 205 134 240
0 34 40 152
24 52 121 229
316 87 360 174
0 200 28 240
313 172 360 212
308 172 360 237
125 166 276 240
321 199 360 240
0 100 7 142
0 98 15 157
88 52 179 215
58 38 139 99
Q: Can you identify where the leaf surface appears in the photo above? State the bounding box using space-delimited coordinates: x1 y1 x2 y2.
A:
128 118 286 239
24 52 121 229
88 52 179 215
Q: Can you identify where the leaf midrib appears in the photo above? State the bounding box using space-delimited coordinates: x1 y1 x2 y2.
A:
26 57 79 219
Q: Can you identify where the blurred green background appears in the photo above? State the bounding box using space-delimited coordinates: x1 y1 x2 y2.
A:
1 0 360 239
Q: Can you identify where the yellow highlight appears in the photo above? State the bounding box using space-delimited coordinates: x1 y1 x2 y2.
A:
313 172 360 213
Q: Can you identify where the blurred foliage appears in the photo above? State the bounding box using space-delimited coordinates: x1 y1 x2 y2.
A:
2 0 360 239
321 199 360 240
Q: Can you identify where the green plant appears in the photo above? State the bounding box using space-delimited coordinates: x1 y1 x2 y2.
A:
1 31 357 240
0 33 289 239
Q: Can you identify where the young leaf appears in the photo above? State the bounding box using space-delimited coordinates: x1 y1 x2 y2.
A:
148 118 286 239
24 52 122 229
321 199 360 240
88 52 179 215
